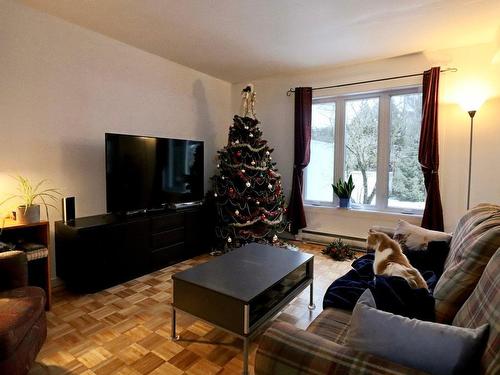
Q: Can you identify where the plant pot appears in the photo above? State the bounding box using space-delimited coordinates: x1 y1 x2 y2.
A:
16 205 40 224
338 198 351 209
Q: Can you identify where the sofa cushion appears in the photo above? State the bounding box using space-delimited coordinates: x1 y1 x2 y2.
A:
453 249 499 375
0 286 46 360
394 220 452 252
346 290 489 375
434 204 500 323
306 307 350 344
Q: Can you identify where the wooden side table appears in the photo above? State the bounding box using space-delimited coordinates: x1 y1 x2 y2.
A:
1 219 52 309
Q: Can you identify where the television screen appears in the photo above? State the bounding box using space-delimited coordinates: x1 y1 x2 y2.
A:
105 133 204 213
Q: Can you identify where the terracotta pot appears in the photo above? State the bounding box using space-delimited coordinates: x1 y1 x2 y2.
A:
16 205 40 224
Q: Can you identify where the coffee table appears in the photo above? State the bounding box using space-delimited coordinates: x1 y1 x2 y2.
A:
171 243 315 375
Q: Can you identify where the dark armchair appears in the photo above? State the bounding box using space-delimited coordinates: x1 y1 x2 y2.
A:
0 251 47 375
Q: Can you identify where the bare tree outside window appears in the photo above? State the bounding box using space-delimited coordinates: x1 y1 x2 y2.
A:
344 98 378 205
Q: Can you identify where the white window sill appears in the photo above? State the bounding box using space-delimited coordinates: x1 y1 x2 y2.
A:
304 203 423 220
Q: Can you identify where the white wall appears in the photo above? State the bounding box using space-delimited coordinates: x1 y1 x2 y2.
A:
231 43 500 236
0 1 231 273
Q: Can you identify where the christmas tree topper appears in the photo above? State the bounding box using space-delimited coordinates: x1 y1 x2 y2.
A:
241 84 257 119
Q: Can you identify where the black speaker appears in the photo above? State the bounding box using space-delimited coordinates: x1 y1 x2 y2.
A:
62 197 75 223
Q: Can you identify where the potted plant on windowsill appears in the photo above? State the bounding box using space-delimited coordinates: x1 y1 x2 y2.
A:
1 176 61 224
332 175 355 209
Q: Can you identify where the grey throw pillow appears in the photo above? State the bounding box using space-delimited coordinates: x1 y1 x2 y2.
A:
346 290 488 375
394 220 452 251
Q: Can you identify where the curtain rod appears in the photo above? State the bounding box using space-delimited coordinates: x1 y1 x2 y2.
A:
286 67 457 96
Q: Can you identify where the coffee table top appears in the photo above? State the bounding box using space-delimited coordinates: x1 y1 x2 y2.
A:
172 243 313 302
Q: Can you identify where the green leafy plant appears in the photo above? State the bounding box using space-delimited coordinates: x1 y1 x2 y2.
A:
332 175 355 199
322 238 357 261
0 176 61 220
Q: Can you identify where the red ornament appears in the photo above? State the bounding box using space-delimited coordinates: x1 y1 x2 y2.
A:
236 151 242 157
261 214 266 220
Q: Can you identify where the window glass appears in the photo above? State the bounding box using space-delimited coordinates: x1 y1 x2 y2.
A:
389 93 425 210
305 102 335 202
344 98 379 206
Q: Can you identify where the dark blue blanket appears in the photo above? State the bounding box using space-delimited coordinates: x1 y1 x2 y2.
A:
323 254 437 321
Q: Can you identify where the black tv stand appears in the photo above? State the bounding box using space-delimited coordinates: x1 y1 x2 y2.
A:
55 206 207 293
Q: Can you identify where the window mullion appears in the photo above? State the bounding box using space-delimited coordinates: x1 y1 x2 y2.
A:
334 98 345 205
377 94 390 210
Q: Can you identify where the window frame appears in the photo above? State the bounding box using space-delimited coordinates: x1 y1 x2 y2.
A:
304 86 424 215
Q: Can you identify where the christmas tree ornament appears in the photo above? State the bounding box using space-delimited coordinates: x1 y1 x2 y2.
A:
251 161 256 165
241 169 245 173
244 125 249 130
235 210 240 215
272 234 278 242
245 182 251 187
268 184 272 190
249 133 254 138
221 176 225 180
256 200 260 205
266 151 270 155
227 237 232 243
217 164 220 168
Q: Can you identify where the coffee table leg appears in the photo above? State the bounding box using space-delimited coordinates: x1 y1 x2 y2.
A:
308 282 316 310
243 337 249 375
171 306 179 341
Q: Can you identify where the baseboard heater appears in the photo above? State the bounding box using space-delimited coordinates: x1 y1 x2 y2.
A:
300 229 367 252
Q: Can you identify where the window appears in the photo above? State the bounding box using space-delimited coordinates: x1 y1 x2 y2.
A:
304 102 335 202
304 87 424 213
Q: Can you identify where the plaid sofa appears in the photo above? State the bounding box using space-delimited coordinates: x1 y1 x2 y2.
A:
255 204 500 375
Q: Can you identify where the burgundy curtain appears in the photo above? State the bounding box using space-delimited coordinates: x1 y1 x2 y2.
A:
419 67 444 231
288 87 312 234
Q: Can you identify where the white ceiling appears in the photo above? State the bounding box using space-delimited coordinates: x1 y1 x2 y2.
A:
18 0 500 83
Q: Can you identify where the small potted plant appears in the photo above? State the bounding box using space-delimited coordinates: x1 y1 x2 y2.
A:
332 175 355 208
321 238 357 261
1 176 61 224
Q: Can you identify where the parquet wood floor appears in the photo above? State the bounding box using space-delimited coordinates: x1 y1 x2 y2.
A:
29 242 355 375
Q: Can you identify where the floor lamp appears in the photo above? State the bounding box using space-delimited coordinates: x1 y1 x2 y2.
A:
466 110 476 210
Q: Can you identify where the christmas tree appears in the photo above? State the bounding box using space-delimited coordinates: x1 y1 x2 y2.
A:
211 84 288 250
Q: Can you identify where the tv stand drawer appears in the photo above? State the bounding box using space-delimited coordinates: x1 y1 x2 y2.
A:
152 214 185 233
151 242 185 269
152 227 184 249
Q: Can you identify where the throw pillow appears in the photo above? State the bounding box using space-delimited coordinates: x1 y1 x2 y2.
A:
405 240 450 277
394 220 452 251
346 289 488 375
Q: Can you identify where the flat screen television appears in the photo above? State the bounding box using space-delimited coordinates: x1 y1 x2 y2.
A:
105 133 204 213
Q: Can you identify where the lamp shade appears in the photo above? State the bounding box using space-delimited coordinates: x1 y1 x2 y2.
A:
456 87 487 112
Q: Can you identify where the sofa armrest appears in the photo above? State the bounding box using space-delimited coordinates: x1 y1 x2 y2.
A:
255 322 428 375
0 250 28 292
